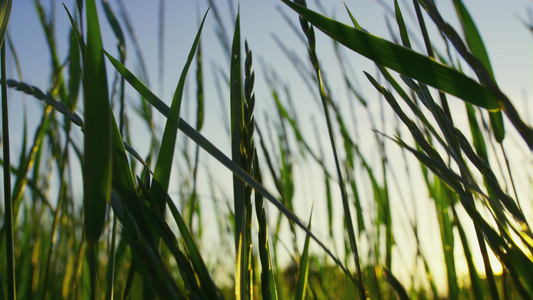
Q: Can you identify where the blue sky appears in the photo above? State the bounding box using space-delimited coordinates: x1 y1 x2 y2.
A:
5 0 533 295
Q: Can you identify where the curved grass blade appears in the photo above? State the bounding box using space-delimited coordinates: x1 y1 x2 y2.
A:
0 0 12 49
150 8 208 213
452 0 504 143
281 0 501 111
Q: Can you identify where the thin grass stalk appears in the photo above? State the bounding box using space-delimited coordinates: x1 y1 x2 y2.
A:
188 35 204 232
158 0 165 94
329 50 366 237
41 136 68 299
295 211 313 300
2 41 15 300
295 0 365 297
0 105 52 243
104 217 118 300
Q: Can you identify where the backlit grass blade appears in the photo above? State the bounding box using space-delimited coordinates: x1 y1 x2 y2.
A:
0 0 11 49
281 0 501 111
383 267 409 300
8 106 51 225
82 1 113 298
416 0 533 150
454 208 484 300
434 178 458 300
376 93 533 298
452 0 504 143
105 48 356 286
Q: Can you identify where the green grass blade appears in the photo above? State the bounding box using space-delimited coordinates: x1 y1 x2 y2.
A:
83 0 112 239
281 0 501 111
150 8 208 213
82 1 113 298
394 0 411 48
434 179 458 300
68 25 82 110
187 27 204 231
295 211 312 300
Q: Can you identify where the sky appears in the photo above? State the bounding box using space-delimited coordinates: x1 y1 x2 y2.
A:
5 0 533 295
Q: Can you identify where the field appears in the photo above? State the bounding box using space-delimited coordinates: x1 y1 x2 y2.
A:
1 0 533 299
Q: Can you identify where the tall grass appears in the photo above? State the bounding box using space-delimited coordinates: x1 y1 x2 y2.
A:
1 0 533 299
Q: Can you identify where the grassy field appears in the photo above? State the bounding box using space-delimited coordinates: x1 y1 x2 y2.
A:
1 0 533 299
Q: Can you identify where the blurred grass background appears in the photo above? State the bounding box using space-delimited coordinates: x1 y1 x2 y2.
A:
1 0 533 299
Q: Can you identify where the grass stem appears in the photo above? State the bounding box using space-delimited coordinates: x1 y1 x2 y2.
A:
2 42 16 300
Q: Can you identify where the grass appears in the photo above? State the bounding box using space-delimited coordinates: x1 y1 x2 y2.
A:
1 0 533 299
